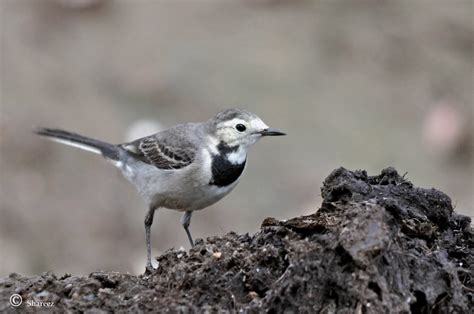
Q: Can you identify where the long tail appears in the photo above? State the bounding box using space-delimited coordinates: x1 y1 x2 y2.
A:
35 127 120 160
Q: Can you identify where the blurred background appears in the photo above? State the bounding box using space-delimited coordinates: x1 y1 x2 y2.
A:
1 0 472 275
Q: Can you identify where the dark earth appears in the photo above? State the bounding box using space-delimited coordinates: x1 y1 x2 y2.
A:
1 168 472 313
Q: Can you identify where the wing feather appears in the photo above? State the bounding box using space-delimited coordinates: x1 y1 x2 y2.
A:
122 132 196 170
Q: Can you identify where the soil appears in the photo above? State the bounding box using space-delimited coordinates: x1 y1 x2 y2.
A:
1 168 472 313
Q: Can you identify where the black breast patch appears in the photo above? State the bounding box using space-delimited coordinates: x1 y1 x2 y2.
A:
209 142 246 187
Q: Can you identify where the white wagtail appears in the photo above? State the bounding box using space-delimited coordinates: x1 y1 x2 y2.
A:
35 108 285 271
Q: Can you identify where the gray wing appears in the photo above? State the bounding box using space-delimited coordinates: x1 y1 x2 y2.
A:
121 127 198 170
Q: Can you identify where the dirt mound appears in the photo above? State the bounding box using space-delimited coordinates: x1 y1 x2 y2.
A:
1 168 472 312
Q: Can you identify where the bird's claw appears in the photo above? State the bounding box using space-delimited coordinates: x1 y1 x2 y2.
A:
144 264 155 275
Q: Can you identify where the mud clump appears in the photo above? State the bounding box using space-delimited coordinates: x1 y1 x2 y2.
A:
1 168 472 313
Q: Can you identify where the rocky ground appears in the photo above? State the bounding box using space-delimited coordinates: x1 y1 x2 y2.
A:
1 168 472 313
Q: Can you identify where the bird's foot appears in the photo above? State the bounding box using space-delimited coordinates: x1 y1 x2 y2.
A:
144 264 155 275
144 260 158 275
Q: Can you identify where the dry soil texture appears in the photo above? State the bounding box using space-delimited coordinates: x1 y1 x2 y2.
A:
1 168 472 313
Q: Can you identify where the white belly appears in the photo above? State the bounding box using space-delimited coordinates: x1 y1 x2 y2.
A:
148 175 239 211
117 152 241 211
185 182 238 211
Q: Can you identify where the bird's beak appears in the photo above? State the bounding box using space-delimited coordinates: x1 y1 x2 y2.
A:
259 128 286 136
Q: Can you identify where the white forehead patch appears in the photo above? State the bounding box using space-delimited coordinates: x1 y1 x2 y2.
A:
250 118 268 131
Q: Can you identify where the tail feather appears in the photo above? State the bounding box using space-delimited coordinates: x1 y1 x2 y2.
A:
35 127 120 160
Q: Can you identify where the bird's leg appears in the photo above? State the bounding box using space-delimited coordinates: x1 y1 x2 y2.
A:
181 211 194 247
144 206 156 273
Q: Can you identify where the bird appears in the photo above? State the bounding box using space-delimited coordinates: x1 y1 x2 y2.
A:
35 108 286 272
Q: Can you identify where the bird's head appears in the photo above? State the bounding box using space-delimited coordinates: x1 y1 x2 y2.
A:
208 108 285 149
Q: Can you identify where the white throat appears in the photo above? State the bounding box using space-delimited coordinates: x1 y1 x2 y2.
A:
226 146 247 165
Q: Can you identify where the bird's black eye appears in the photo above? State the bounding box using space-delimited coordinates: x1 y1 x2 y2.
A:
235 124 246 132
